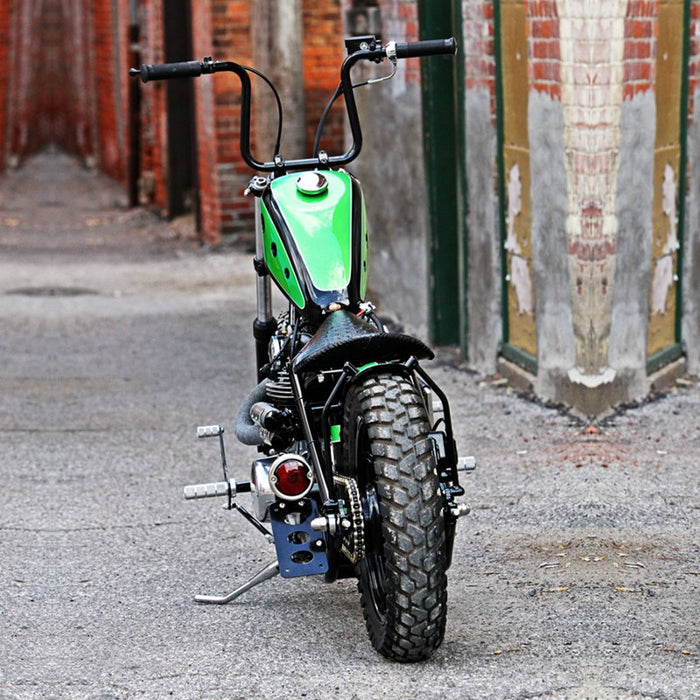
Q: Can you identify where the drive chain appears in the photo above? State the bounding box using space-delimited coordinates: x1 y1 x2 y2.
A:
334 474 365 564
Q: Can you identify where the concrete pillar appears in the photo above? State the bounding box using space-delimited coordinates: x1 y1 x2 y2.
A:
494 0 690 417
251 0 306 163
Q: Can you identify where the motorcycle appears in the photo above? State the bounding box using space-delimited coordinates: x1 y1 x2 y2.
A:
131 34 474 662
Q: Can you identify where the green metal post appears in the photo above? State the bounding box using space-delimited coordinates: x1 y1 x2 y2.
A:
674 0 691 348
418 0 463 347
452 0 470 358
492 0 509 350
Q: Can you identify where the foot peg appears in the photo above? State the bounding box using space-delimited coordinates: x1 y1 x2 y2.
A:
457 455 476 472
184 479 236 500
197 424 224 438
450 502 471 518
188 422 275 603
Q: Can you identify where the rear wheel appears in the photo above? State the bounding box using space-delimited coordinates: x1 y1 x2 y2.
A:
341 372 447 662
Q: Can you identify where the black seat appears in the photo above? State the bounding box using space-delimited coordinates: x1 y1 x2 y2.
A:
292 309 433 373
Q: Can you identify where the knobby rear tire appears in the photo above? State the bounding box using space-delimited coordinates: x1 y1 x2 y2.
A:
341 372 448 662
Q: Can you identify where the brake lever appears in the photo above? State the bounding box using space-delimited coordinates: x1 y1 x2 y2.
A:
366 55 397 85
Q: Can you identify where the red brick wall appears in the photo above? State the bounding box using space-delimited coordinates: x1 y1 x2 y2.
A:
51 0 78 157
623 0 657 100
396 0 421 82
0 0 11 167
93 0 127 181
202 1 346 242
140 1 262 242
525 0 658 103
194 1 345 243
211 1 255 241
4 2 52 161
52 0 98 165
690 0 700 118
136 0 168 212
523 1 659 103
191 1 221 242
377 0 421 82
0 0 128 179
464 0 496 103
527 0 561 99
302 0 345 157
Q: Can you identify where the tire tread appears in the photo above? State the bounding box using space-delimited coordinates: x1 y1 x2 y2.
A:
342 373 447 662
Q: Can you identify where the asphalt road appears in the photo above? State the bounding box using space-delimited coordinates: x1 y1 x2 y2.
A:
0 153 698 699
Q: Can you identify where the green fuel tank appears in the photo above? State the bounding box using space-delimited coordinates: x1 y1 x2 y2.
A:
260 170 369 313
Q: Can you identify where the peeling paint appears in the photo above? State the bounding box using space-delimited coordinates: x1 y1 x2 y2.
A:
505 162 533 315
683 87 700 374
609 92 655 400
651 163 679 314
466 87 502 374
528 90 576 384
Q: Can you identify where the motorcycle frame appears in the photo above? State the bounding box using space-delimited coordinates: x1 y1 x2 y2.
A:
136 35 468 599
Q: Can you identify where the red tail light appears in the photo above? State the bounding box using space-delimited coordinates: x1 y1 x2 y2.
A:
269 454 314 500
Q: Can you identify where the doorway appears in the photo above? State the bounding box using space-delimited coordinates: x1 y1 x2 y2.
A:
163 0 198 222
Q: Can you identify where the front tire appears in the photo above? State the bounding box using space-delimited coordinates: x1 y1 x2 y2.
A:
341 372 447 662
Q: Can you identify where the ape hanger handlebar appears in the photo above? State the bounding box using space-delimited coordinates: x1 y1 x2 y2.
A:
130 36 457 174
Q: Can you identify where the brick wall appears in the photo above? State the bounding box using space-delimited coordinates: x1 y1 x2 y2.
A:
211 1 255 242
206 1 346 242
0 0 128 180
527 0 561 98
375 0 421 82
302 0 345 157
623 0 657 100
136 0 168 213
191 1 221 242
464 0 497 112
136 1 345 244
93 0 127 181
3 1 51 162
61 0 100 165
0 0 11 167
690 0 700 117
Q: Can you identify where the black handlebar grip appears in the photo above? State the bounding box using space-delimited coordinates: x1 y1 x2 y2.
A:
395 38 457 59
136 60 203 83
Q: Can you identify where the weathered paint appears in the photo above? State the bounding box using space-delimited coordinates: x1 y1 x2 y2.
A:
684 87 700 374
610 92 655 401
505 163 533 315
650 163 680 316
647 0 686 357
528 90 575 399
466 87 502 373
352 80 430 340
499 0 537 358
492 0 694 414
463 0 502 374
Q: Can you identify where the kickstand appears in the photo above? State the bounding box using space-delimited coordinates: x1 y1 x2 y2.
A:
194 561 279 605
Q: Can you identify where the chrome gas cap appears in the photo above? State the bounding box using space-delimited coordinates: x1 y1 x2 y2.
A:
296 171 328 196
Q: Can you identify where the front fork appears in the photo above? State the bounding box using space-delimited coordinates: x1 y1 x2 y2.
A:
249 179 277 382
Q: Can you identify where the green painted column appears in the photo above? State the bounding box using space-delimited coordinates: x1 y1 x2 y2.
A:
418 0 467 349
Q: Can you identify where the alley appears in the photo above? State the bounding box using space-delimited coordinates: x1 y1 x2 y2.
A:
0 152 698 699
